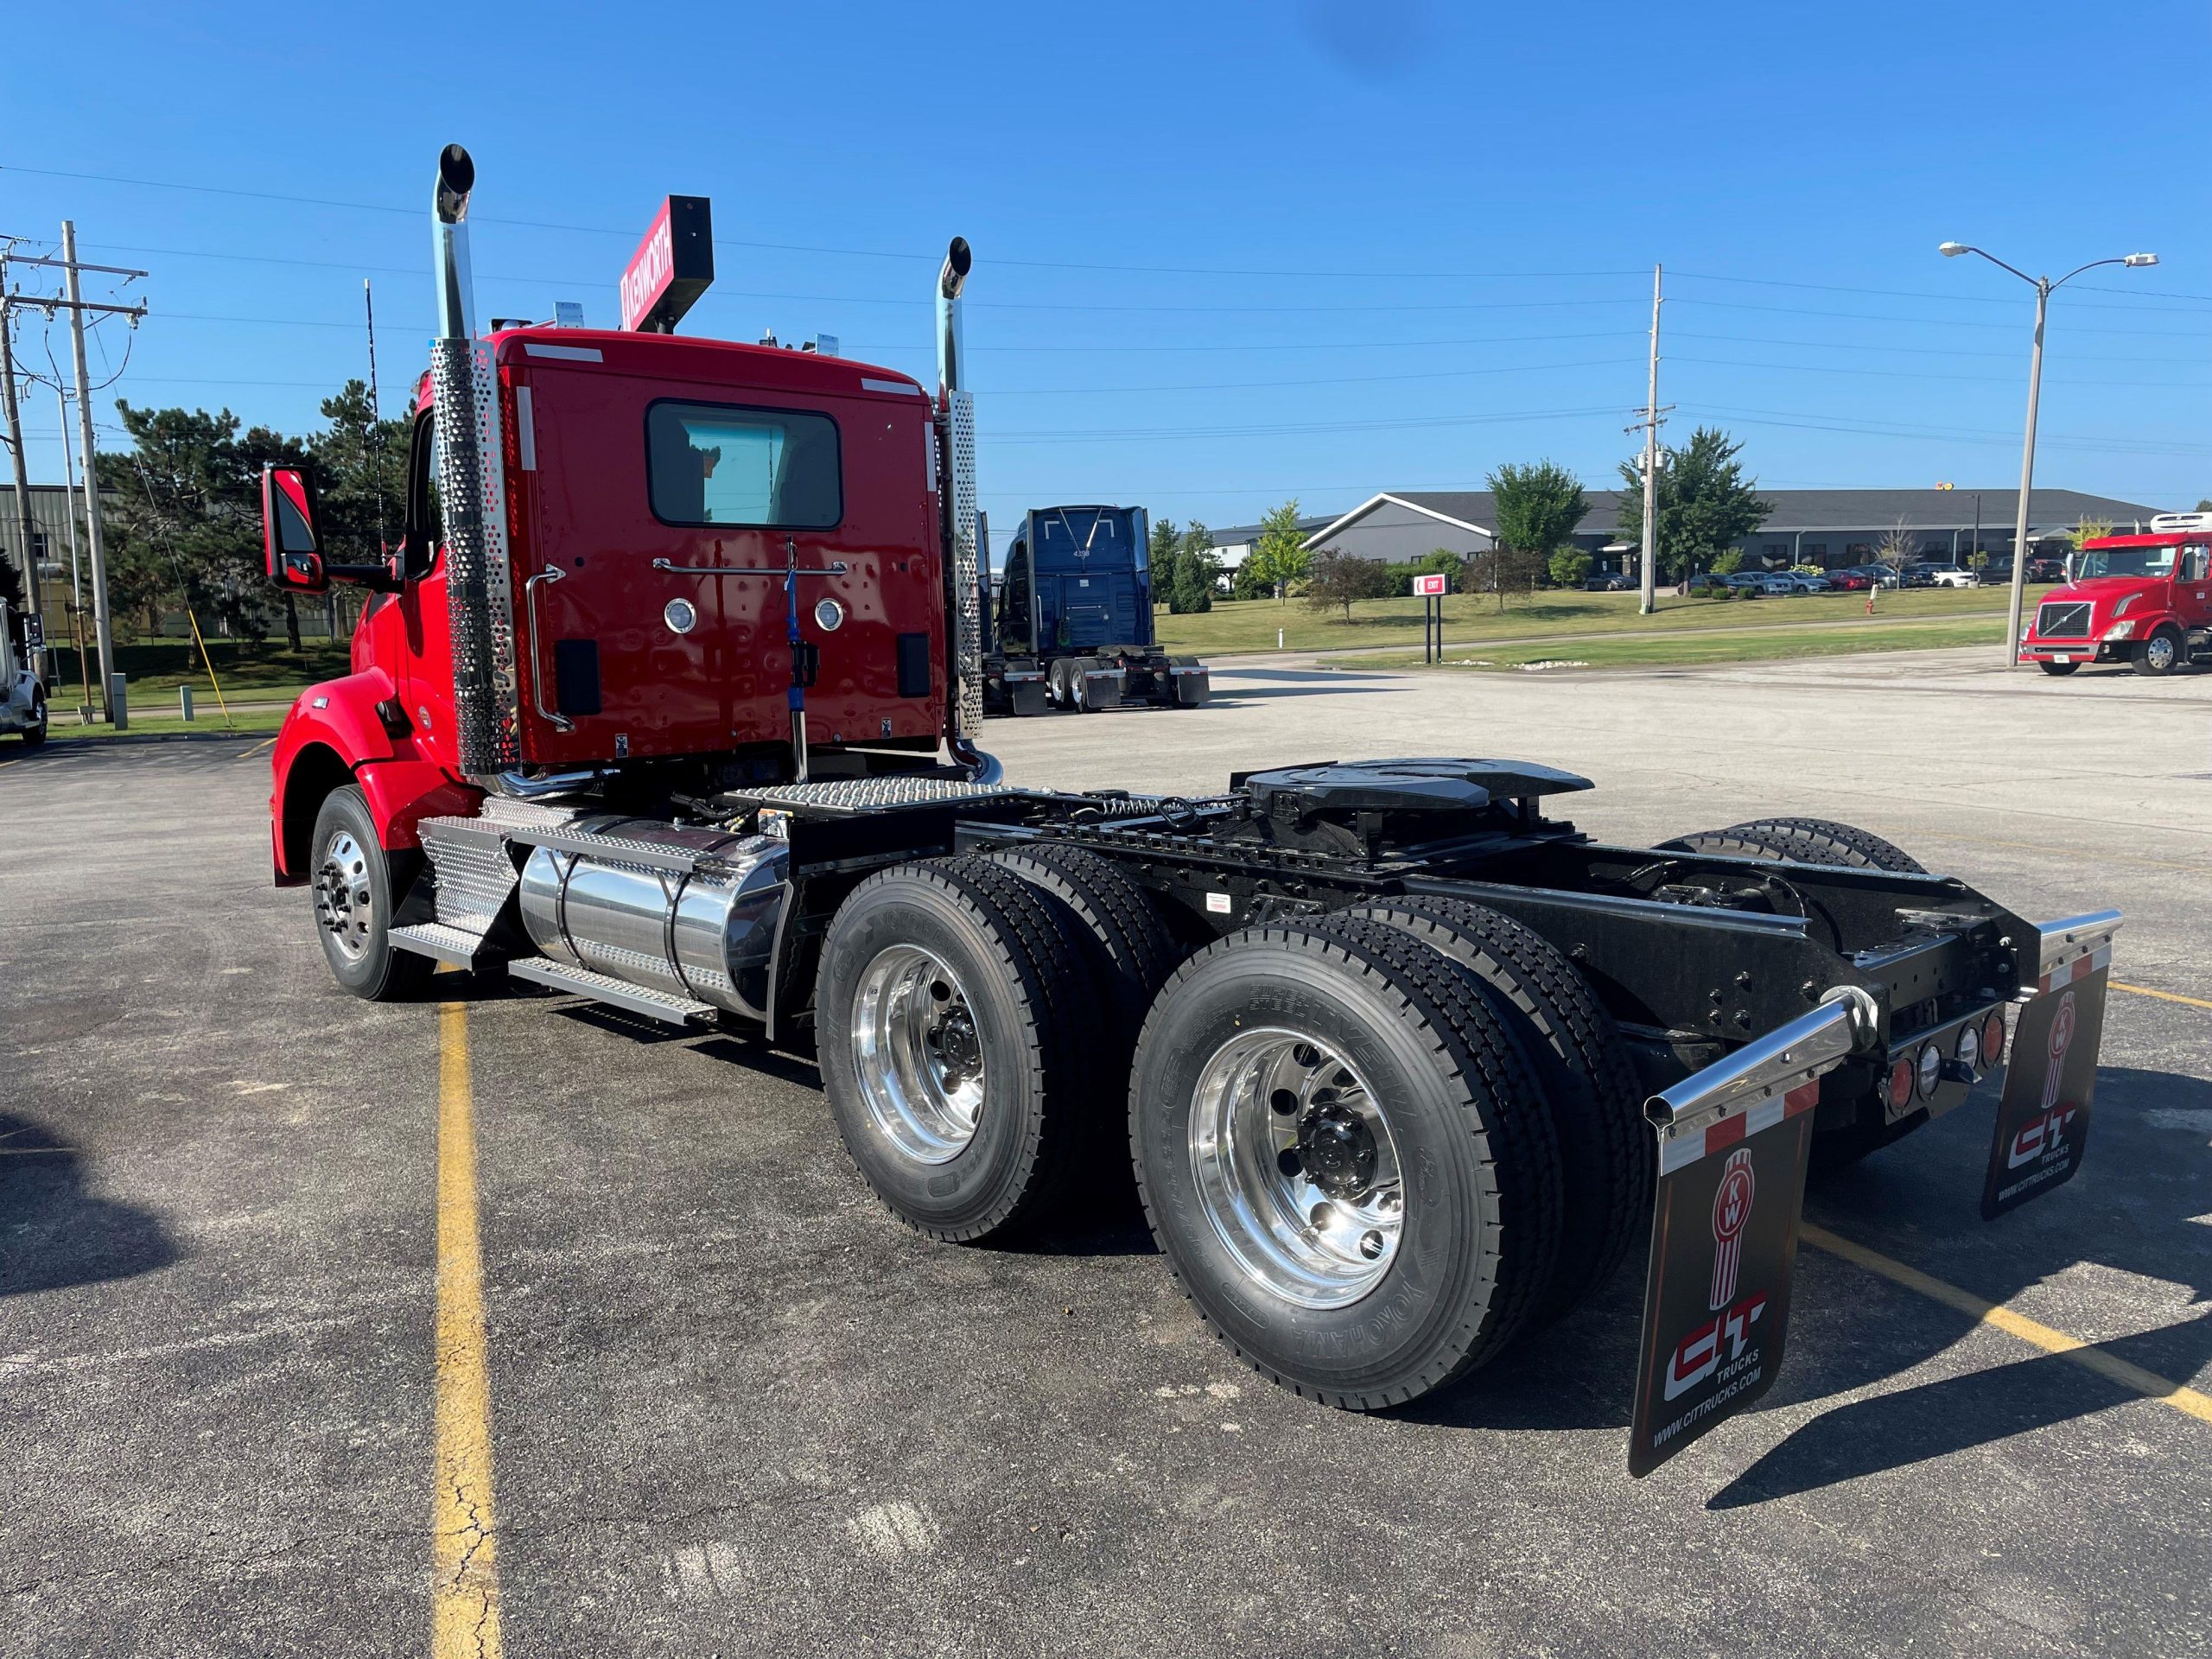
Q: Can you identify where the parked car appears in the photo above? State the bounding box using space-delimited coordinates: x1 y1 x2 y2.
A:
1827 568 1878 591
1718 572 1767 595
1582 573 1632 592
1910 563 1975 588
1752 572 1803 595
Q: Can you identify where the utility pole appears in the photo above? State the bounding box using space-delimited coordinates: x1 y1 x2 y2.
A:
1630 264 1668 616
57 384 92 720
0 294 42 677
1 227 149 716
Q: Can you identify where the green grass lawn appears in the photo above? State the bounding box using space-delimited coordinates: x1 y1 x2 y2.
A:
1155 584 2053 657
35 704 290 742
40 639 352 703
1341 614 2010 673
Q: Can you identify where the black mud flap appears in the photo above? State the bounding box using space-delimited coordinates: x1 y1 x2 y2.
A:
1628 995 1865 1478
1982 921 2118 1220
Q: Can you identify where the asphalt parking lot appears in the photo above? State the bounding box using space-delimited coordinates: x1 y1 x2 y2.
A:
5 645 2210 1658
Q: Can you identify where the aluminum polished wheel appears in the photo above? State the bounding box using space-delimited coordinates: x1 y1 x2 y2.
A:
315 828 375 963
2146 632 2178 671
1189 1027 1404 1309
850 944 987 1163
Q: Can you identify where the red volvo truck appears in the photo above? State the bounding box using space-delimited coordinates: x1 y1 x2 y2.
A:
262 147 2122 1476
2018 512 2212 676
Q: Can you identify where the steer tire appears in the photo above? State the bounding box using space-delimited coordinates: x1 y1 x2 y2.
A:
18 693 47 747
2133 626 2183 677
1129 918 1562 1409
1346 895 1648 1319
817 857 1106 1243
1665 815 1924 874
2038 660 2079 677
308 785 432 1001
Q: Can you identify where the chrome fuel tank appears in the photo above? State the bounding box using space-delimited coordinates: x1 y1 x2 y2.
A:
516 817 787 1021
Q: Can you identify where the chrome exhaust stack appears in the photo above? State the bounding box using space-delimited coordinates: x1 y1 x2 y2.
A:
933 236 993 778
429 143 521 779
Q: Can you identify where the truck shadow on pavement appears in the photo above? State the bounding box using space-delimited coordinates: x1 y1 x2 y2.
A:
0 1113 177 1297
1397 1063 2212 1498
1707 1062 2212 1508
1201 669 1402 707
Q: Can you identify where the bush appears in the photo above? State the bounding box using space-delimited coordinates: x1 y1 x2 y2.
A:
1709 549 1745 576
1548 548 1592 587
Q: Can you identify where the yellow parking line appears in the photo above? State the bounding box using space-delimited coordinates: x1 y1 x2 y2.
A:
238 736 278 760
432 999 503 1657
1801 1222 2212 1426
2113 981 2212 1012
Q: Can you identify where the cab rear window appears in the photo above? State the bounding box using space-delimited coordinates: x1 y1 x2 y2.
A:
645 400 841 529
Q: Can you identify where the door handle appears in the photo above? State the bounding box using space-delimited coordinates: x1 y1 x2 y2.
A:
524 567 575 734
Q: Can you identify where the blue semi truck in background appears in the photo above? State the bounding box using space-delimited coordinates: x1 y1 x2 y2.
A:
981 505 1211 715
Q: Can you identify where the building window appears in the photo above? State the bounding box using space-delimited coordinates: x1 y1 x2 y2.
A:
1846 543 1872 560
1802 543 1827 560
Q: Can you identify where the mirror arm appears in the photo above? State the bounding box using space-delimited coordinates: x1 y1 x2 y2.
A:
327 562 400 593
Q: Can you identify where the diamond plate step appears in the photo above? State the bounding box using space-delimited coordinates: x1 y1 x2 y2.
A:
726 776 1034 815
389 920 497 969
505 957 715 1025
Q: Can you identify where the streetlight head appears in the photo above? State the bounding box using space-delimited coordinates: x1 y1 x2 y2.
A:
2124 252 2159 267
1939 241 1970 257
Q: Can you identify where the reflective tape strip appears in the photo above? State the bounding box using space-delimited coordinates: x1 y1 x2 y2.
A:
523 342 603 362
1658 1079 1819 1176
2038 944 2113 995
861 376 921 395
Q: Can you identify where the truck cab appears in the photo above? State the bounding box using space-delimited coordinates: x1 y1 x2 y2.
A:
264 326 950 885
2018 512 2212 677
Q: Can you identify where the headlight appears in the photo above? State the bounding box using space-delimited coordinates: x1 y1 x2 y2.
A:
2102 619 2137 640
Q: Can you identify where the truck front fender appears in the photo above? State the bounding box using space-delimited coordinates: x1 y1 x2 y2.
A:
270 671 477 883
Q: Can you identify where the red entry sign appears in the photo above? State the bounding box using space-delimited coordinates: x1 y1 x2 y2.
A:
620 196 715 333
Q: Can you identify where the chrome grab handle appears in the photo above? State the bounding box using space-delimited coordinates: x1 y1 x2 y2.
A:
523 567 575 734
652 557 849 577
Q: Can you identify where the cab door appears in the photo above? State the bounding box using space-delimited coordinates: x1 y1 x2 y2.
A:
2177 543 2212 636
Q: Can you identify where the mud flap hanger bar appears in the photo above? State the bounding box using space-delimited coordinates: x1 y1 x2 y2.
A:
2028 909 2123 999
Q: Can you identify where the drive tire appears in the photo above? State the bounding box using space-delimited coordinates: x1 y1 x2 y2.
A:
818 857 1106 1243
308 785 432 1001
985 844 1180 1044
1664 815 1923 874
1129 918 1561 1409
1346 895 1648 1319
2038 661 2079 677
2133 625 2183 677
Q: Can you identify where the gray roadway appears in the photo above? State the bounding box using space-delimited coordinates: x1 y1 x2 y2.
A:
4 646 2210 1656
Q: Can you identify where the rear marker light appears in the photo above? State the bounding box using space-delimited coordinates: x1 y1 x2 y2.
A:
1916 1043 1943 1101
1981 1009 2006 1067
1889 1057 1915 1110
1955 1023 1980 1071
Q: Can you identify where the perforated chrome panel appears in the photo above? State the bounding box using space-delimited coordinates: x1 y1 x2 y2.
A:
945 390 983 739
432 338 521 774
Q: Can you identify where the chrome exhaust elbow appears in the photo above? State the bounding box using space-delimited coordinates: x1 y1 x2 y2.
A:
432 144 477 341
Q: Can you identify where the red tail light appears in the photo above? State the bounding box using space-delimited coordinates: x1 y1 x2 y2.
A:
1981 1009 2006 1067
1888 1057 1915 1110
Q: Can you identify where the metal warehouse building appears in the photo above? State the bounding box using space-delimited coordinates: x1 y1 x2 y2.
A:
1300 486 2170 573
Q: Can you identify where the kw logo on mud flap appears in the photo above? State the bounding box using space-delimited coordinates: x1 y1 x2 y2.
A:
2008 989 2078 1170
1665 1147 1769 1402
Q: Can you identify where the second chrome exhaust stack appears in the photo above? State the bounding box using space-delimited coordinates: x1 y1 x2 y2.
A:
934 235 988 764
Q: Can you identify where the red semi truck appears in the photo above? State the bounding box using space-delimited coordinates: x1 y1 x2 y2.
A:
2018 512 2212 676
261 147 2121 1476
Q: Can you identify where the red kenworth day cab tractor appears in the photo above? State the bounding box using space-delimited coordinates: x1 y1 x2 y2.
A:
262 146 2124 1478
2018 512 2212 677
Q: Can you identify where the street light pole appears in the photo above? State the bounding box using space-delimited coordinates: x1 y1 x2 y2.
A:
2006 277 2049 667
1939 241 2158 665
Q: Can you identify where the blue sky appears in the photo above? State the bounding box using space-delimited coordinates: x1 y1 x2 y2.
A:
4 0 2206 555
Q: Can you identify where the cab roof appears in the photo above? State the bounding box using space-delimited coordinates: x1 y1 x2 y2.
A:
487 325 931 404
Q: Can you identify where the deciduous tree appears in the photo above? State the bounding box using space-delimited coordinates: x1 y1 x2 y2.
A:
1615 427 1771 582
1304 550 1391 620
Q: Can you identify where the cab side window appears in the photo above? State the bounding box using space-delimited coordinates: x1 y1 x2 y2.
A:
401 411 442 580
2183 545 2209 582
998 543 1033 651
